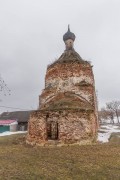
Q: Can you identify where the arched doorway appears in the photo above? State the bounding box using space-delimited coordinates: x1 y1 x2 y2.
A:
47 121 58 140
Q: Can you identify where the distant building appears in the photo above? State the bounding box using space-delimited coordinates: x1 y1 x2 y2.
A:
27 26 98 146
0 111 32 131
0 120 18 133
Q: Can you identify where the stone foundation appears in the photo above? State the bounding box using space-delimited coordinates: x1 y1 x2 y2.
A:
26 109 97 146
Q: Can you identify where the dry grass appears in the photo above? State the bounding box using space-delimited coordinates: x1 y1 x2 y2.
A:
0 134 120 180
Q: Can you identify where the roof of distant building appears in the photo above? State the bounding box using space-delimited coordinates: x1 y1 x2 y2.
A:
0 111 33 123
0 120 17 125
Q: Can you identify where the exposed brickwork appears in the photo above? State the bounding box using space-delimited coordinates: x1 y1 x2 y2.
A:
26 109 97 146
26 49 98 146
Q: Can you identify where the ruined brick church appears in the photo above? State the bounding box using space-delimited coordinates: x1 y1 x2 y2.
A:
26 26 98 146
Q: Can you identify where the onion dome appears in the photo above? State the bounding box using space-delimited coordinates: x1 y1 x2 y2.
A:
63 25 76 42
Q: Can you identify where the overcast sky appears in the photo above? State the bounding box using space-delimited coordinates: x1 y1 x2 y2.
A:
0 0 120 113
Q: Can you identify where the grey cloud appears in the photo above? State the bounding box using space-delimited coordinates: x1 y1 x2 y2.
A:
0 0 120 113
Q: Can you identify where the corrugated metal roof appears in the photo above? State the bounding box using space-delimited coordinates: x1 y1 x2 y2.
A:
0 120 16 125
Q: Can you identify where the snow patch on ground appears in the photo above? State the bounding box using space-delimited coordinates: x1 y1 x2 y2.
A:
0 131 27 137
0 125 120 144
98 124 120 143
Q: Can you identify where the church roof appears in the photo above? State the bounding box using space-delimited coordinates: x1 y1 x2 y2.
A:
63 25 76 42
47 49 89 69
47 26 90 69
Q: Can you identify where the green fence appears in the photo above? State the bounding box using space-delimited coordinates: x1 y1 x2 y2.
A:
0 126 10 133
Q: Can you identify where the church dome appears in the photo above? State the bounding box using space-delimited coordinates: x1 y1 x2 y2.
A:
63 25 76 42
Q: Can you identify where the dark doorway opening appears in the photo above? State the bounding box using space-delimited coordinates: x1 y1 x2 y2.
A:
47 122 58 140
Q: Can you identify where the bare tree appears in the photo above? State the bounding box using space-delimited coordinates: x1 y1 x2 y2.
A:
99 107 114 124
99 108 107 123
106 101 120 124
0 74 11 98
107 109 115 124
